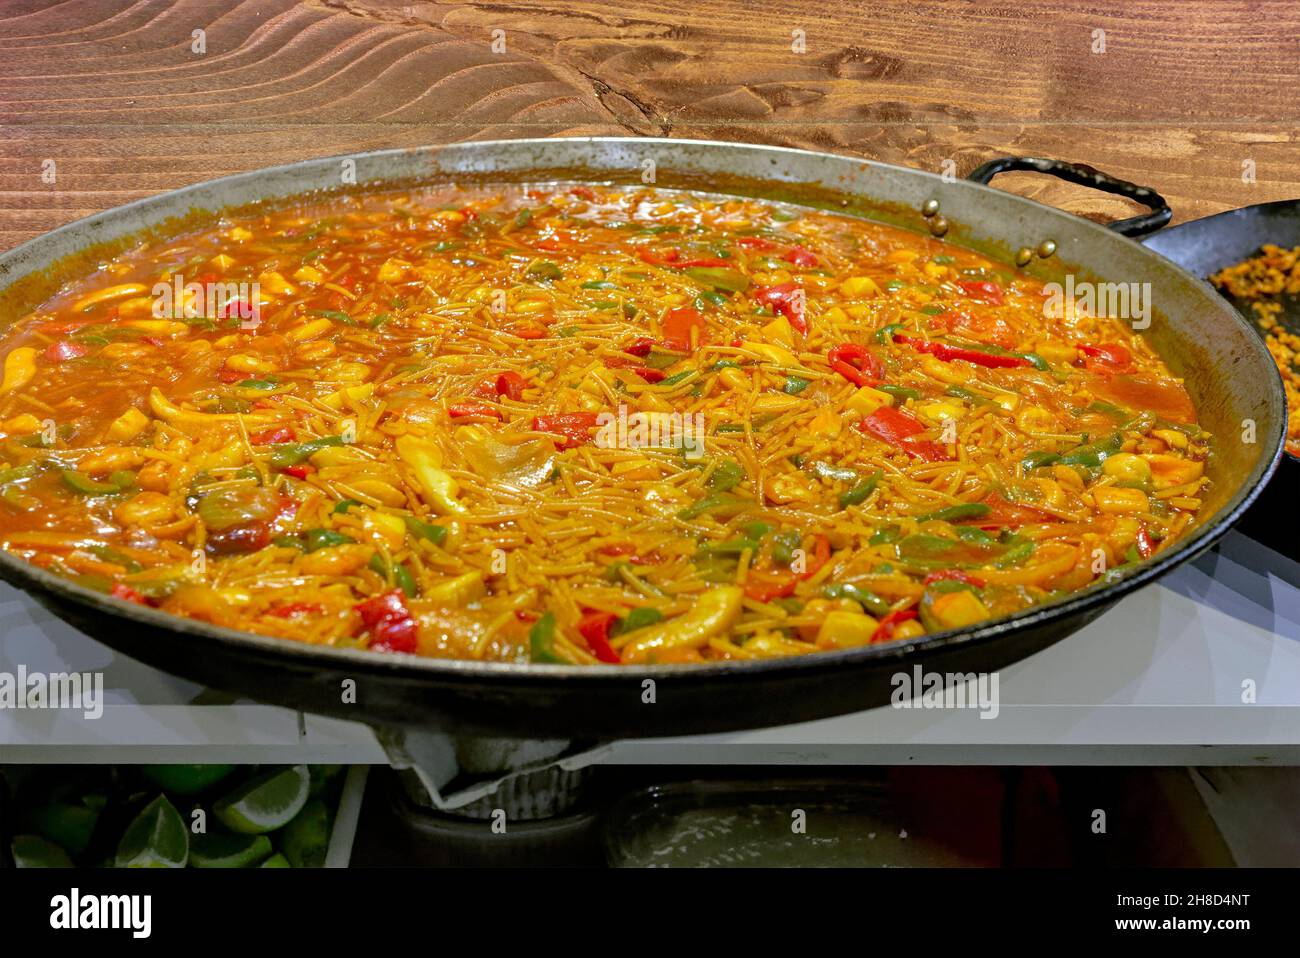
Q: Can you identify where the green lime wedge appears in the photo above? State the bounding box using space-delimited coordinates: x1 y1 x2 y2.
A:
280 797 333 868
260 852 291 868
12 834 74 868
141 764 236 796
29 801 99 856
308 765 342 796
114 795 188 868
214 766 310 835
190 831 273 868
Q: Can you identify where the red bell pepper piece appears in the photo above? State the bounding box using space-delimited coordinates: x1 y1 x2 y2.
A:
250 426 296 445
753 283 807 334
782 245 818 267
923 570 986 588
1077 342 1133 370
533 412 602 449
353 590 418 654
744 575 798 604
511 325 547 339
1135 525 1156 559
44 341 86 362
280 464 314 480
736 236 777 251
956 280 1005 305
628 366 667 383
624 337 656 357
111 582 148 605
216 297 256 321
217 365 244 384
638 247 681 266
855 407 949 461
661 306 706 351
871 608 918 643
448 401 501 420
894 334 1031 369
577 610 622 663
474 371 527 400
827 343 883 386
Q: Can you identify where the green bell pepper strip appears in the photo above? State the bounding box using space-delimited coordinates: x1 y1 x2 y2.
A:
268 435 344 469
878 384 920 401
303 529 355 552
677 494 748 520
915 502 991 523
822 583 891 616
404 515 448 545
698 536 761 556
684 266 750 292
529 612 563 663
61 469 131 495
368 554 419 596
707 459 746 492
839 474 880 510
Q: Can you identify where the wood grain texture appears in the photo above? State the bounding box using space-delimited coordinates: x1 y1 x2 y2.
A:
2 0 1298 250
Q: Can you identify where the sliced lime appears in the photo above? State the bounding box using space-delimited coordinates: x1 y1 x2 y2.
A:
141 764 236 796
12 834 74 868
190 831 273 868
30 801 99 856
280 797 333 868
308 765 342 796
114 795 188 868
214 766 310 835
260 853 291 868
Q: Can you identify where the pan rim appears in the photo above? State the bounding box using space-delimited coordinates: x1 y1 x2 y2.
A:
0 136 1286 685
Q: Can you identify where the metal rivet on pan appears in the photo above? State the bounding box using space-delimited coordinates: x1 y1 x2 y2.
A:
1015 247 1034 267
929 216 949 237
1037 239 1057 258
922 198 940 217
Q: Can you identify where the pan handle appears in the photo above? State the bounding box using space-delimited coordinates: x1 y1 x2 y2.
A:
966 156 1171 238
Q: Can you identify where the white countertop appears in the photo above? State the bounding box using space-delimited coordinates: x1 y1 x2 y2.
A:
2 530 1297 767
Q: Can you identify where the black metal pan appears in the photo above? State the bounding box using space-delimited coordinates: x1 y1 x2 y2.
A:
1141 202 1299 557
0 140 1286 737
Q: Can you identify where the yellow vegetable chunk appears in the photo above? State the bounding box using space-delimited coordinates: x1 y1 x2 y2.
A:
106 407 150 441
929 589 990 629
1144 454 1203 490
72 283 148 313
846 385 894 416
839 276 880 297
0 347 37 394
425 571 485 605
1093 486 1150 514
620 587 743 663
815 610 880 649
396 435 466 515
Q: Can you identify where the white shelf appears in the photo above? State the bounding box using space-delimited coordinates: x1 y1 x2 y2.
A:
2 531 1298 767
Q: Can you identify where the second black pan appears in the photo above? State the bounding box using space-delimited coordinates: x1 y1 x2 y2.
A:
1142 202 1299 558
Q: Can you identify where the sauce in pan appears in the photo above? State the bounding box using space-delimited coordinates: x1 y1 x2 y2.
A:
0 184 1209 663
